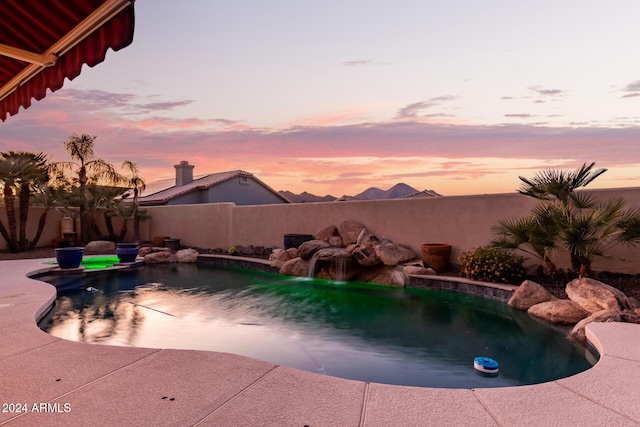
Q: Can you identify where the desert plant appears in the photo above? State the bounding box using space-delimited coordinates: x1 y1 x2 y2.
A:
0 151 51 252
458 246 526 284
492 163 640 277
54 134 127 243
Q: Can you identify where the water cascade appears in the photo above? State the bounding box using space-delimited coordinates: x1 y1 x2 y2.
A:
307 252 320 278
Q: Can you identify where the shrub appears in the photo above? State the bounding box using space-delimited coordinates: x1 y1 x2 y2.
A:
458 246 525 284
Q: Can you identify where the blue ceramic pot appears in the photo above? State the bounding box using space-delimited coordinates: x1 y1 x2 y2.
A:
55 247 84 269
116 243 139 263
283 234 314 249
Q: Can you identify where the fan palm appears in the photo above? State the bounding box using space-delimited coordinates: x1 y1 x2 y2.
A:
0 151 50 251
493 163 640 277
55 134 127 244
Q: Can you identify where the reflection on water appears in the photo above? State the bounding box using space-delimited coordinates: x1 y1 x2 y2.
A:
38 264 593 388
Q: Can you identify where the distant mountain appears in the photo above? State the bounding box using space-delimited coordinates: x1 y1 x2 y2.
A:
281 183 434 203
279 190 337 203
354 183 419 200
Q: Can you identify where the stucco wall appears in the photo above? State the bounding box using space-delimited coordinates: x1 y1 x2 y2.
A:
141 187 640 274
3 187 640 273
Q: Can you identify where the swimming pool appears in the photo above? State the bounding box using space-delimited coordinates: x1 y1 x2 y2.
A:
37 263 593 388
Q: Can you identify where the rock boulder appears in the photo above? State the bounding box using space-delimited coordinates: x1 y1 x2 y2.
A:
279 257 310 277
298 240 330 260
338 220 366 245
269 249 291 268
84 240 116 255
508 280 556 310
144 251 176 264
374 243 418 266
566 277 630 314
569 310 625 345
176 248 199 263
527 300 589 325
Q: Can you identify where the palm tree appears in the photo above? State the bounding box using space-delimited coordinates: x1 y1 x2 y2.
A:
121 160 146 242
0 151 50 252
55 134 127 244
493 163 640 277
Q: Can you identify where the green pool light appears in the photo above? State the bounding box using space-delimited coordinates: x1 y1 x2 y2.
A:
46 256 120 269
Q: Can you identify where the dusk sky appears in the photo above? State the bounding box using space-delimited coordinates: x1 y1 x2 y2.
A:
2 0 640 197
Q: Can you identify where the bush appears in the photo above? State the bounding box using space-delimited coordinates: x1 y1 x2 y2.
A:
458 246 525 284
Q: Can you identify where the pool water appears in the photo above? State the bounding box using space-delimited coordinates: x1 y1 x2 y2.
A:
37 263 593 389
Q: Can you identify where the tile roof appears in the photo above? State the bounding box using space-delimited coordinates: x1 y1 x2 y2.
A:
402 189 443 198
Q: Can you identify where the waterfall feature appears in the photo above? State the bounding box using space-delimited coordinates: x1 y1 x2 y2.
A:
334 256 348 281
307 252 320 278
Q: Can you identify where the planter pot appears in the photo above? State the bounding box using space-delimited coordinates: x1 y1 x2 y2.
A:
283 234 314 249
116 243 139 263
421 243 452 273
164 238 181 251
152 236 170 247
55 247 84 269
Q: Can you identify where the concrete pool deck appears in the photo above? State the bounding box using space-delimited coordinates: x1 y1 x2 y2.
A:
1 258 640 426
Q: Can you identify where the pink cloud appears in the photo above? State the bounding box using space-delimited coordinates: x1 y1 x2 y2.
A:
2 88 639 196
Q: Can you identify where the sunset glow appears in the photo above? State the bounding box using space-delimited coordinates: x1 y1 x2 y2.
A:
2 1 639 197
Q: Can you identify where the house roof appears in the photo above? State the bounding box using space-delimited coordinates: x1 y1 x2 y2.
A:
138 170 291 205
402 189 443 198
0 0 135 121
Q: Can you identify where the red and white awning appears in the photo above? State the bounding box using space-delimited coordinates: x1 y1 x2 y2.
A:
0 0 135 121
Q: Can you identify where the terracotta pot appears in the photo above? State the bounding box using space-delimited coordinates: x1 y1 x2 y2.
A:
152 236 170 246
421 243 452 273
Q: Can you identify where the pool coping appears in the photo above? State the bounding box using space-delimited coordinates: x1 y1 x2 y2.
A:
2 257 640 426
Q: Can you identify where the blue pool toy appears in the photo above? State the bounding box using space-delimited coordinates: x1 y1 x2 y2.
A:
474 356 499 374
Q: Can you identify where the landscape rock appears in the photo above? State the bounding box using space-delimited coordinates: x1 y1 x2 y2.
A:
144 251 176 264
402 265 436 278
176 248 199 263
236 245 255 256
285 248 299 259
356 265 406 287
569 310 623 345
328 235 344 247
621 311 640 324
315 225 338 243
566 277 630 314
138 246 170 257
352 246 381 267
84 240 116 255
279 257 310 277
269 249 290 268
374 243 418 266
338 220 366 245
628 297 640 310
298 240 330 260
527 300 589 325
508 280 556 310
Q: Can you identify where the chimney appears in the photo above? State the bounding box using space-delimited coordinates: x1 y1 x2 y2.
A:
174 160 194 186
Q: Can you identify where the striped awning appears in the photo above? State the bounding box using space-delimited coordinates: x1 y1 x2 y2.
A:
0 0 135 121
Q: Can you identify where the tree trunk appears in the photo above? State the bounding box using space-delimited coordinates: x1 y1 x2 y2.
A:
104 211 116 239
0 219 17 252
79 166 89 244
133 215 140 242
118 221 129 243
18 183 30 251
29 208 50 250
3 185 17 248
89 217 104 241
